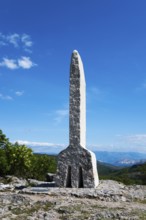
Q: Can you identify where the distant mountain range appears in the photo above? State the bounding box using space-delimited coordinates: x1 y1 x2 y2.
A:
94 151 146 167
35 153 146 185
31 144 146 167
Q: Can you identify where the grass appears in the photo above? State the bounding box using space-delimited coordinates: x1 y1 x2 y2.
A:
11 201 53 216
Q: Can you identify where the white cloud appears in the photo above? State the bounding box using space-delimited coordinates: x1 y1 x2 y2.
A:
111 134 146 153
18 57 36 69
86 133 146 153
0 33 33 52
0 93 13 100
0 33 6 46
16 140 57 147
0 41 7 46
0 57 36 70
7 33 20 47
0 33 35 69
21 34 33 47
55 109 68 124
119 134 146 145
56 109 68 116
14 140 66 154
87 86 106 102
15 91 24 96
12 136 146 154
0 58 18 70
90 87 102 96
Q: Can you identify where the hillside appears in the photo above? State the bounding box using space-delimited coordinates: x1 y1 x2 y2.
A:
37 155 146 185
99 161 146 185
36 154 146 185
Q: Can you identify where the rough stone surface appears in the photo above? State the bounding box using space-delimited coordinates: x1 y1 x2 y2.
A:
69 50 86 148
27 179 55 187
55 146 99 188
55 50 99 188
0 179 146 219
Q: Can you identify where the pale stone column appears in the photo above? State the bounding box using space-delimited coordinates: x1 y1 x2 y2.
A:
55 50 99 188
69 50 86 148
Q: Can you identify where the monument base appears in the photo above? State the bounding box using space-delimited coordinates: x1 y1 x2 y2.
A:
55 145 99 188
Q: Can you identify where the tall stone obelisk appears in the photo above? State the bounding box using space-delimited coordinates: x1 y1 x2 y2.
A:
55 50 99 188
69 50 86 148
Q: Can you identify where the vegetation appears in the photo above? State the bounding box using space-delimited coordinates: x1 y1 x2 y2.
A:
0 129 57 181
0 129 146 184
98 160 146 185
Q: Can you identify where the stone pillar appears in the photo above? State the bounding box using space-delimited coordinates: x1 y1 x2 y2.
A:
55 50 99 188
69 50 86 148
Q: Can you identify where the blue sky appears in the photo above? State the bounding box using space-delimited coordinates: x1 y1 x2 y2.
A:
0 0 146 153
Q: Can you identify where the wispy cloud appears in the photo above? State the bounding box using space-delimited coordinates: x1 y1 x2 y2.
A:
0 57 36 70
21 34 33 53
0 33 7 46
87 133 146 153
0 33 36 70
15 91 24 96
0 33 33 52
117 134 146 145
112 134 146 153
13 137 146 154
7 33 20 48
88 144 119 152
14 140 66 154
0 58 18 69
15 140 58 147
0 93 13 100
18 57 36 69
87 86 106 102
135 82 146 92
90 87 102 96
0 41 7 46
54 109 68 124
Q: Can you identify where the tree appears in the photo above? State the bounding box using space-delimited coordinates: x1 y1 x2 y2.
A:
0 129 57 180
0 148 10 175
30 154 57 181
0 130 11 176
7 142 34 177
0 129 9 149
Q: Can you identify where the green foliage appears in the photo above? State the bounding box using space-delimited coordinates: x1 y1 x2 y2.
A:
0 129 57 180
0 148 10 175
7 142 34 177
30 154 57 181
0 129 9 148
0 129 146 184
98 160 146 185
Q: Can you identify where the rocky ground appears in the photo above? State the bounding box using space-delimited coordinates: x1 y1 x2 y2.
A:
0 177 146 219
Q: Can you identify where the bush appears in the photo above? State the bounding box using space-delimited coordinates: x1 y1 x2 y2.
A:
0 130 57 180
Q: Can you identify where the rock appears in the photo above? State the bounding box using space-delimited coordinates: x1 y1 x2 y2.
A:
4 176 28 189
46 173 55 182
27 179 55 187
0 183 14 191
0 179 145 219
